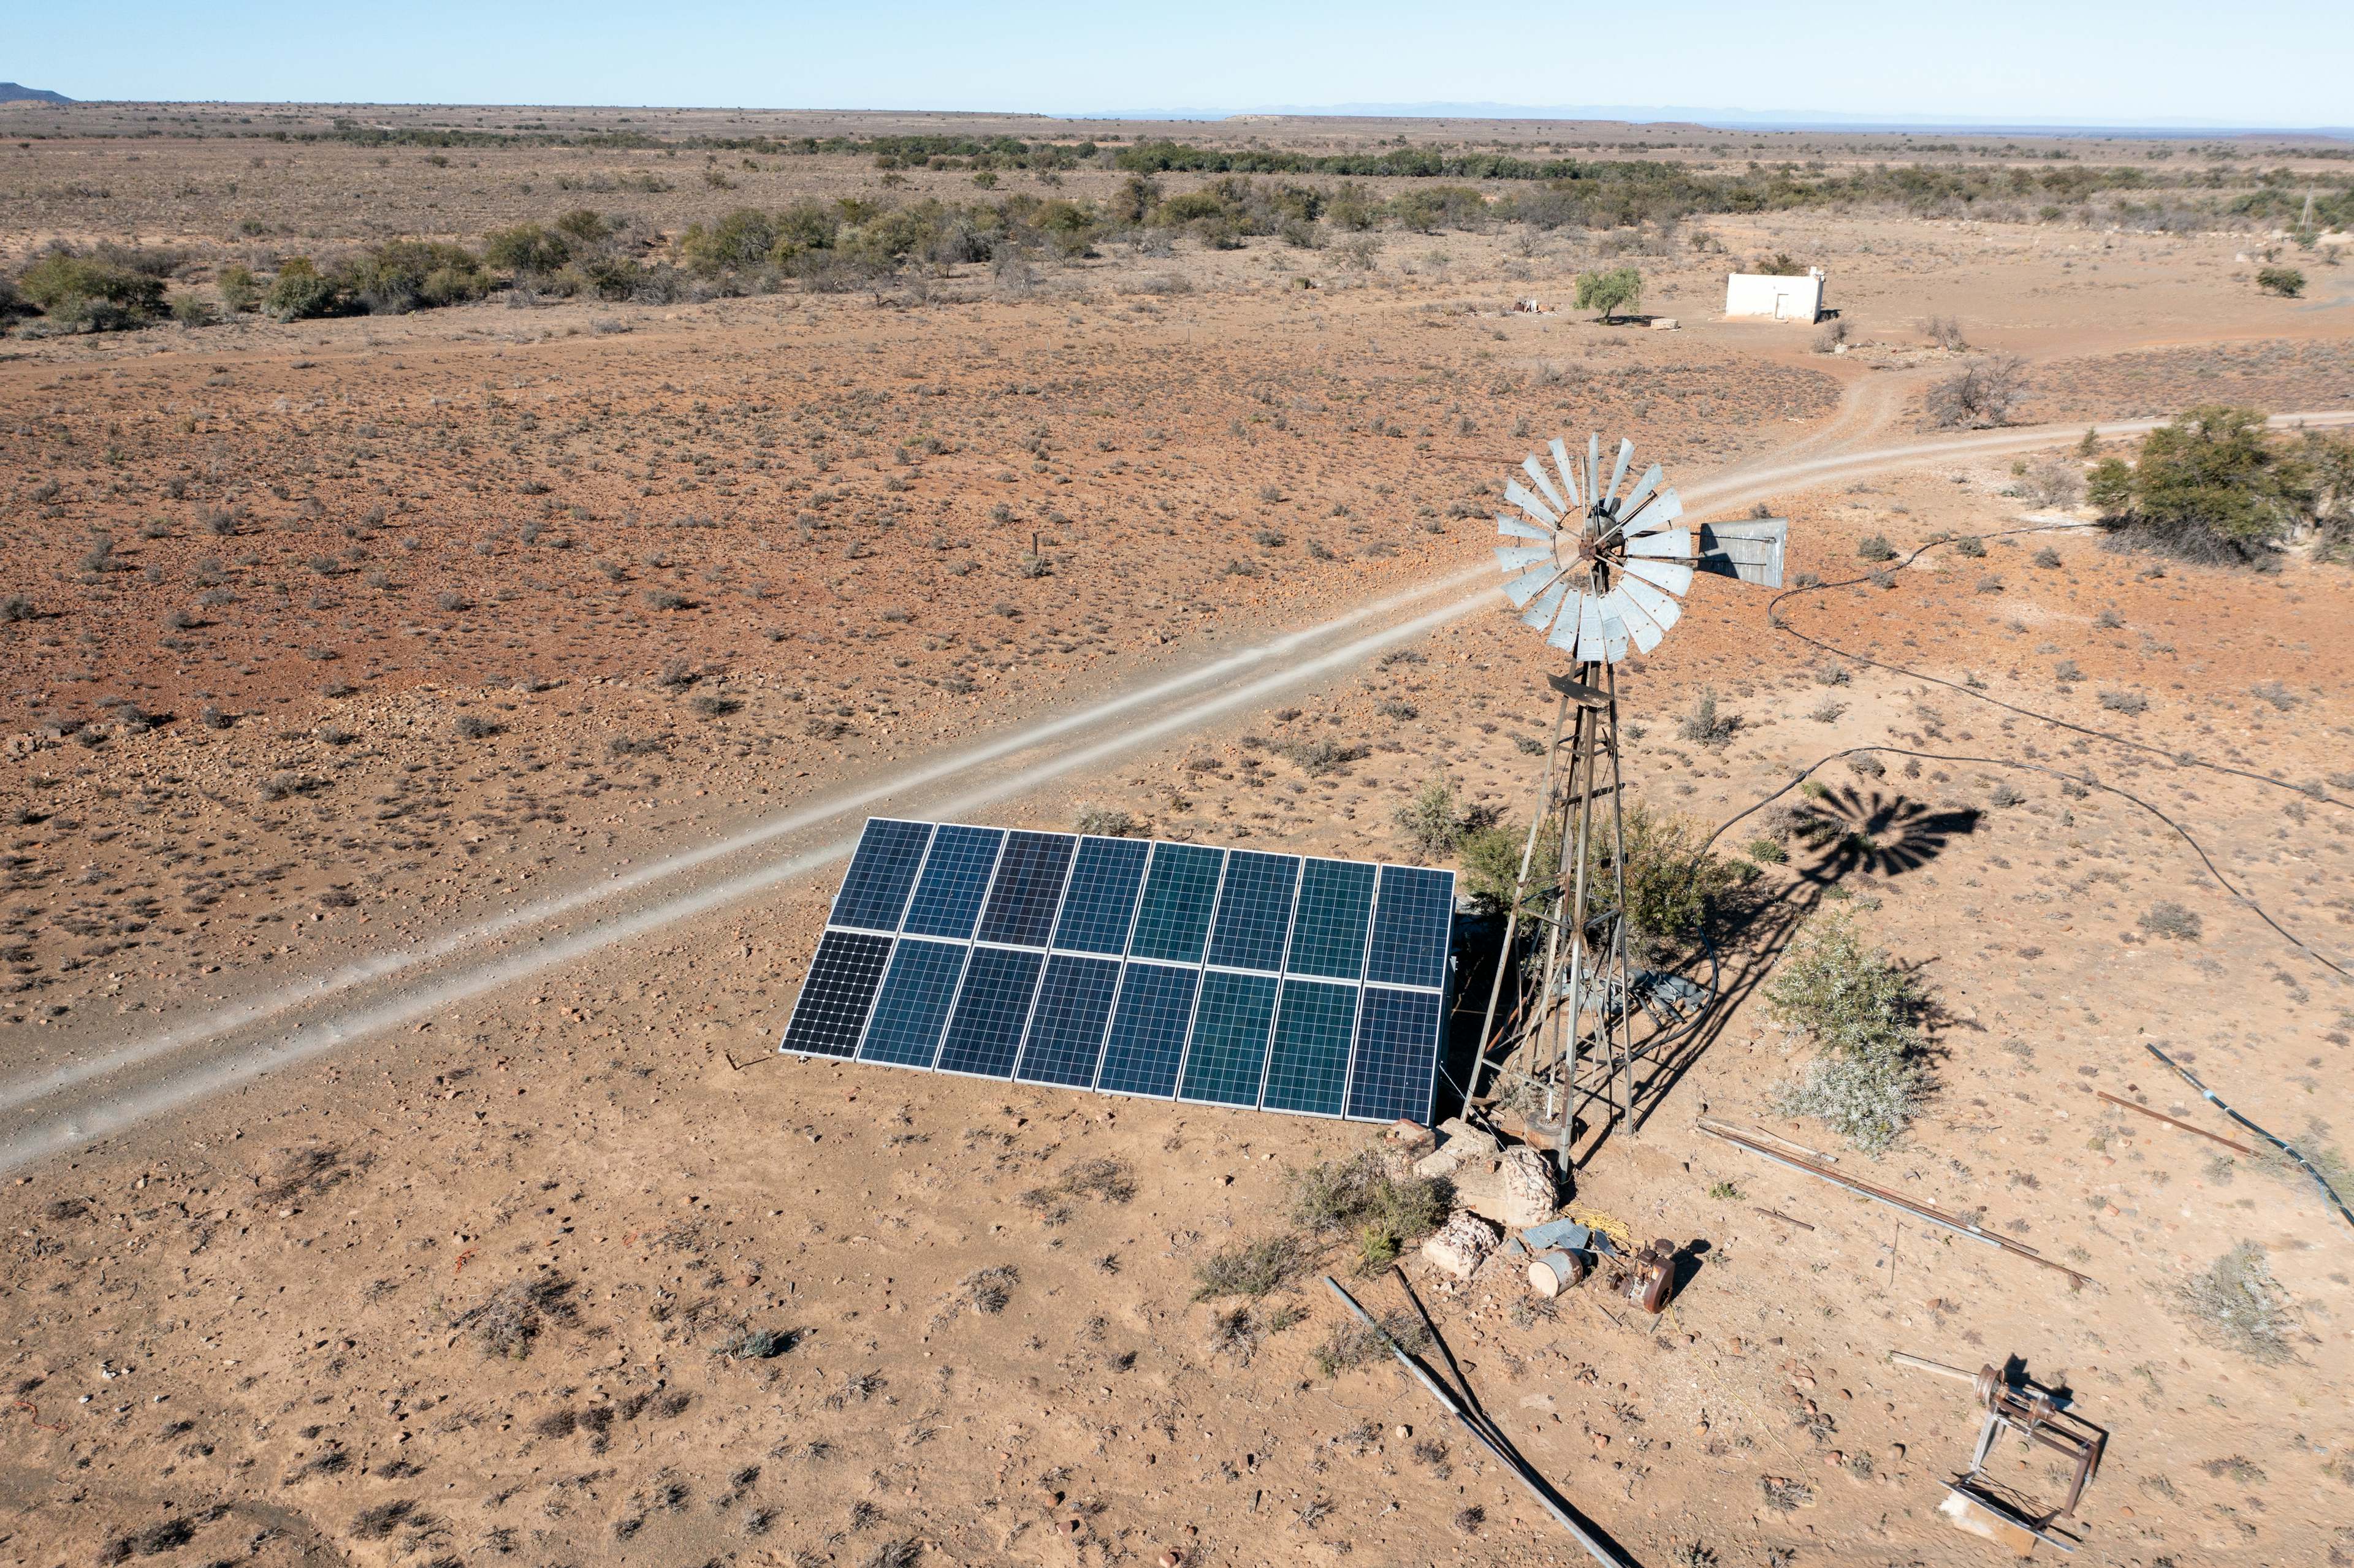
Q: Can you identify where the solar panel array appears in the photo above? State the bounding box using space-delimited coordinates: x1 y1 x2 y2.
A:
780 818 1457 1124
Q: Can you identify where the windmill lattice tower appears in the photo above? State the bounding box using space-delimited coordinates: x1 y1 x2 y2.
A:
1470 435 1788 1162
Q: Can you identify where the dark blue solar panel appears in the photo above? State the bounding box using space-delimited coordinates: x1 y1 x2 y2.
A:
779 930 894 1057
1127 843 1224 964
1365 866 1455 990
1285 859 1376 981
1206 851 1300 973
1178 970 1280 1106
1096 962 1198 1098
934 946 1046 1077
899 824 1004 940
1014 954 1122 1088
975 831 1076 948
1345 986 1444 1123
1260 979 1359 1117
1051 837 1151 954
829 818 932 932
856 938 968 1068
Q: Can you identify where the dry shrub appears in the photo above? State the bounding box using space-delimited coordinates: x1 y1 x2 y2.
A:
2174 1241 2294 1363
448 1273 580 1360
1926 356 2028 428
1312 1307 1431 1377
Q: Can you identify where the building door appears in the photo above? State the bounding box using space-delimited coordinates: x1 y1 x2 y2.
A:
1772 292 1788 320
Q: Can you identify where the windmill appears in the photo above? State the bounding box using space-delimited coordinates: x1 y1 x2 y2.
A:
1468 434 1787 1163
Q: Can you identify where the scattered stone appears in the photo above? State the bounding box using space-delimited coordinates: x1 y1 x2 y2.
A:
1421 1209 1501 1281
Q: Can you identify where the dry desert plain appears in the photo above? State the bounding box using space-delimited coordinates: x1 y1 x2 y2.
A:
1 106 2353 1568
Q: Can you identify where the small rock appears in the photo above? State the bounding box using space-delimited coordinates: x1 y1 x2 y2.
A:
1421 1209 1501 1281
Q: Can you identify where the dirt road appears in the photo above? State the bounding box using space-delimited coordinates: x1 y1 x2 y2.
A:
6 408 2347 1174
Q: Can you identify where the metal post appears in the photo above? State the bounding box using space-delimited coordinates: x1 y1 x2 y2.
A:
1555 666 1602 1162
1603 659 1636 1135
1468 689 1571 1109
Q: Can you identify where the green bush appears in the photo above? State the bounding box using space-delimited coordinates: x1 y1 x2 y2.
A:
1287 1150 1450 1269
341 239 487 313
2255 265 2305 297
484 222 571 272
1457 817 1558 919
1574 265 1643 322
2092 405 2320 564
1597 804 1742 958
216 264 261 313
17 250 166 330
264 257 344 321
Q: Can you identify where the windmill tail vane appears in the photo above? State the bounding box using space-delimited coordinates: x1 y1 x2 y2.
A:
1469 432 1789 1170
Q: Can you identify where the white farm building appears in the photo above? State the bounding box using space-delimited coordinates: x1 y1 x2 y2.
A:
1724 268 1827 323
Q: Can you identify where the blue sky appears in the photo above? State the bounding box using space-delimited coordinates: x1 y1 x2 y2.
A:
11 1 2350 129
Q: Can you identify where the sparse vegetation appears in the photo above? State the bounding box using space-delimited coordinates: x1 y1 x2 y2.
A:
1768 908 1933 1152
1925 356 2028 428
2174 1241 2295 1363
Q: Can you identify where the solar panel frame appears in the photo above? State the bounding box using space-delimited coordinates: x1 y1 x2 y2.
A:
784 820 1455 1124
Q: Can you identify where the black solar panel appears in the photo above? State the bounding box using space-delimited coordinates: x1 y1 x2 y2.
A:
829 818 932 932
786 819 1453 1124
975 831 1076 948
1205 851 1301 973
779 929 894 1057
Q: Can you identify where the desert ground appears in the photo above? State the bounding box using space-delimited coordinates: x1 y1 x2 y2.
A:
2 105 2352 1568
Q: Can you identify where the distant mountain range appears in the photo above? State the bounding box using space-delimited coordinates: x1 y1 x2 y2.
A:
0 83 71 105
1065 100 2353 139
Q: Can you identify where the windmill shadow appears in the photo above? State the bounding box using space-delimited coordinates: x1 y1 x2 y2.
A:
1789 786 1981 884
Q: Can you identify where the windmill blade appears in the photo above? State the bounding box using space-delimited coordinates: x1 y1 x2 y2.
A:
1621 487 1684 537
1544 591 1591 653
1503 479 1558 529
1620 556 1695 597
1520 455 1566 514
1546 438 1582 512
1595 588 1635 663
1620 599 1666 654
1625 527 1693 560
1621 462 1663 518
1572 590 1609 663
1606 438 1634 508
1520 577 1572 633
1496 514 1552 544
1695 517 1788 588
1618 571 1683 636
1495 544 1555 574
1503 564 1562 608
1586 435 1601 519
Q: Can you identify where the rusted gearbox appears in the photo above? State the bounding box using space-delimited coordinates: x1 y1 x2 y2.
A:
1894 1352 2107 1556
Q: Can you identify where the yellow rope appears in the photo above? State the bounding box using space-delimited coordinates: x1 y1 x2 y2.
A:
1560 1204 1637 1255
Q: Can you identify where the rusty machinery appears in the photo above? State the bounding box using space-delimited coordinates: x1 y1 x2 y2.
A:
1894 1352 2106 1554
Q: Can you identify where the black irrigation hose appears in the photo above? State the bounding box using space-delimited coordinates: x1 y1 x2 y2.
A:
2145 1043 2354 1232
1765 522 2352 815
1699 743 2350 982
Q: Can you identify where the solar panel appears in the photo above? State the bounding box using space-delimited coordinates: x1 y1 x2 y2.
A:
1346 986 1446 1123
975 831 1076 948
1097 961 1198 1098
1014 954 1122 1087
829 818 932 932
1284 859 1377 981
856 937 967 1068
1366 866 1455 990
786 819 1455 1124
899 824 1004 940
935 946 1046 1078
1051 836 1151 955
778 929 894 1057
1260 978 1360 1116
1205 851 1301 973
1127 842 1224 964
